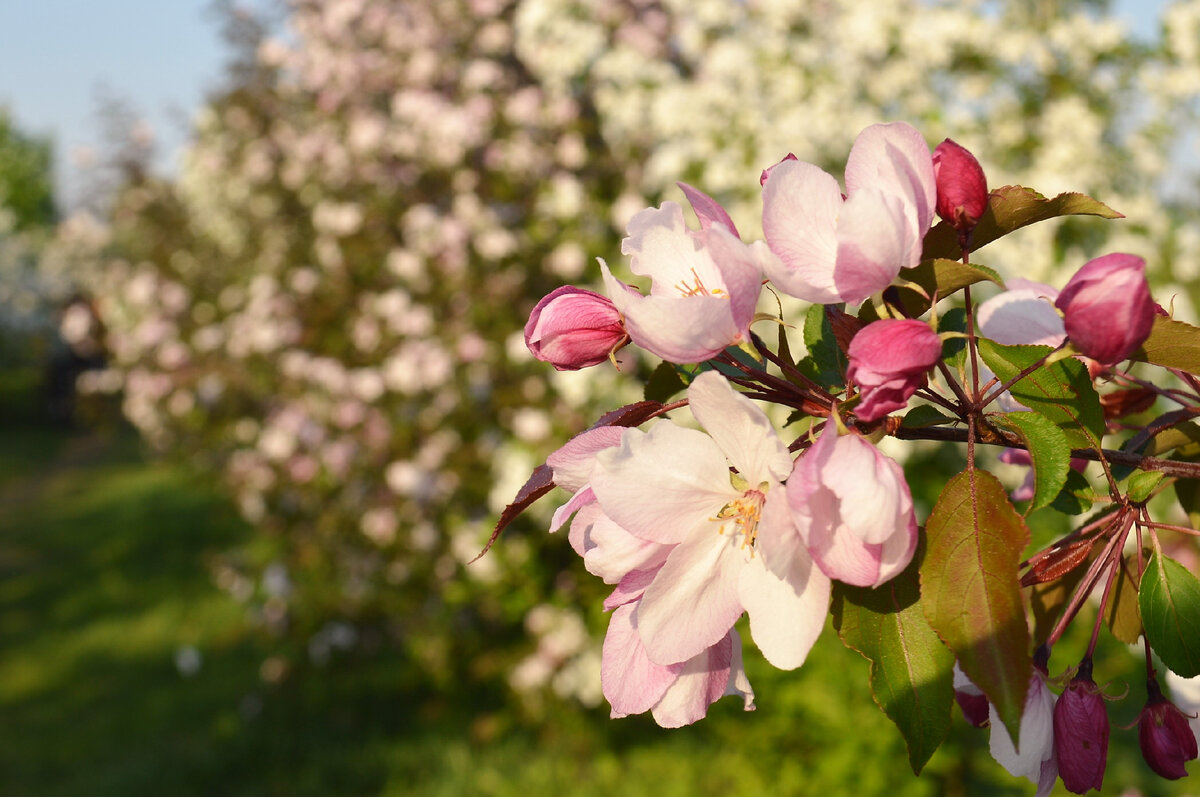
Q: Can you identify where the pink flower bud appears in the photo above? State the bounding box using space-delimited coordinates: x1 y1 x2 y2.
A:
1054 253 1155 366
1139 681 1198 780
932 139 988 234
1054 667 1109 793
524 286 627 371
846 319 942 422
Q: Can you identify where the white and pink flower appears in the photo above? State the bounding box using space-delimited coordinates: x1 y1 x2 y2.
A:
589 371 830 670
784 428 918 588
761 122 936 305
600 191 766 364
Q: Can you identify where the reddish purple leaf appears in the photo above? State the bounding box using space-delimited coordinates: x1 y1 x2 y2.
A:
922 468 1032 746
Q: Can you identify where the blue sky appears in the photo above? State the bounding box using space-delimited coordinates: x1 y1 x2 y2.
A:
0 0 243 208
0 0 1169 211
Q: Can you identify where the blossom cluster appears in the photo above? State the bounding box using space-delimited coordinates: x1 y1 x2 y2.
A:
506 118 1200 792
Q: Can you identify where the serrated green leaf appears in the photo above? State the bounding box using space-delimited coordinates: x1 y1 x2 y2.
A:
644 361 688 403
902 404 958 429
990 412 1071 514
922 185 1122 261
798 303 846 390
922 468 1032 746
1140 551 1200 678
977 339 1105 452
832 542 953 774
1127 471 1166 503
1050 469 1097 514
1136 316 1200 376
1106 552 1144 645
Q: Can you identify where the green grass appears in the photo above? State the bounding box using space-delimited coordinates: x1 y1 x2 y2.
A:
0 370 1196 796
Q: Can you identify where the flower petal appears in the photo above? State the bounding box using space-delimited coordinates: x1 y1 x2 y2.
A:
832 188 913 304
688 371 792 483
603 603 680 717
761 158 843 304
636 528 745 665
591 423 732 546
650 632 732 728
844 121 936 240
738 519 830 670
677 181 740 239
547 426 626 493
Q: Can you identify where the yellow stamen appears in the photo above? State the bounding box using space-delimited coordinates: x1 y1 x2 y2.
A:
674 267 728 299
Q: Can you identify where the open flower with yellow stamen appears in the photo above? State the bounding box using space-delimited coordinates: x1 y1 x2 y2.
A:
599 191 766 364
590 371 830 670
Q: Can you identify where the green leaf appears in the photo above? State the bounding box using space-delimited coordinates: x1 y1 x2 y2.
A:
1126 471 1165 503
922 468 1032 746
938 307 968 369
1050 469 1097 514
1176 473 1200 528
902 257 1005 296
797 303 846 390
1146 422 1200 458
1106 552 1145 645
1136 316 1200 376
922 185 1122 261
1139 551 1200 678
901 404 958 429
644 361 688 403
977 339 1105 452
990 412 1071 514
832 542 954 774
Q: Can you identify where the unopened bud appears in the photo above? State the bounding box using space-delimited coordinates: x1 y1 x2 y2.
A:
1055 253 1155 366
846 319 942 422
1139 679 1198 780
1054 664 1109 793
932 139 988 237
524 286 627 371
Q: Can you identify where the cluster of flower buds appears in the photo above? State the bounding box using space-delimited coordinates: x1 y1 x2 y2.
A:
496 120 1199 792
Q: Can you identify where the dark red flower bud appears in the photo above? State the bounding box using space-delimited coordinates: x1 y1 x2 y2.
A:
1054 666 1109 793
1139 680 1198 780
524 286 627 371
932 139 988 235
1055 253 1156 366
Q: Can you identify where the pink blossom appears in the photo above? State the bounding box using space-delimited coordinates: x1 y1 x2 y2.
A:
846 318 942 422
1055 253 1155 366
1054 668 1109 794
761 122 936 304
600 197 765 364
932 138 988 234
524 286 627 371
785 428 918 588
589 371 830 670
